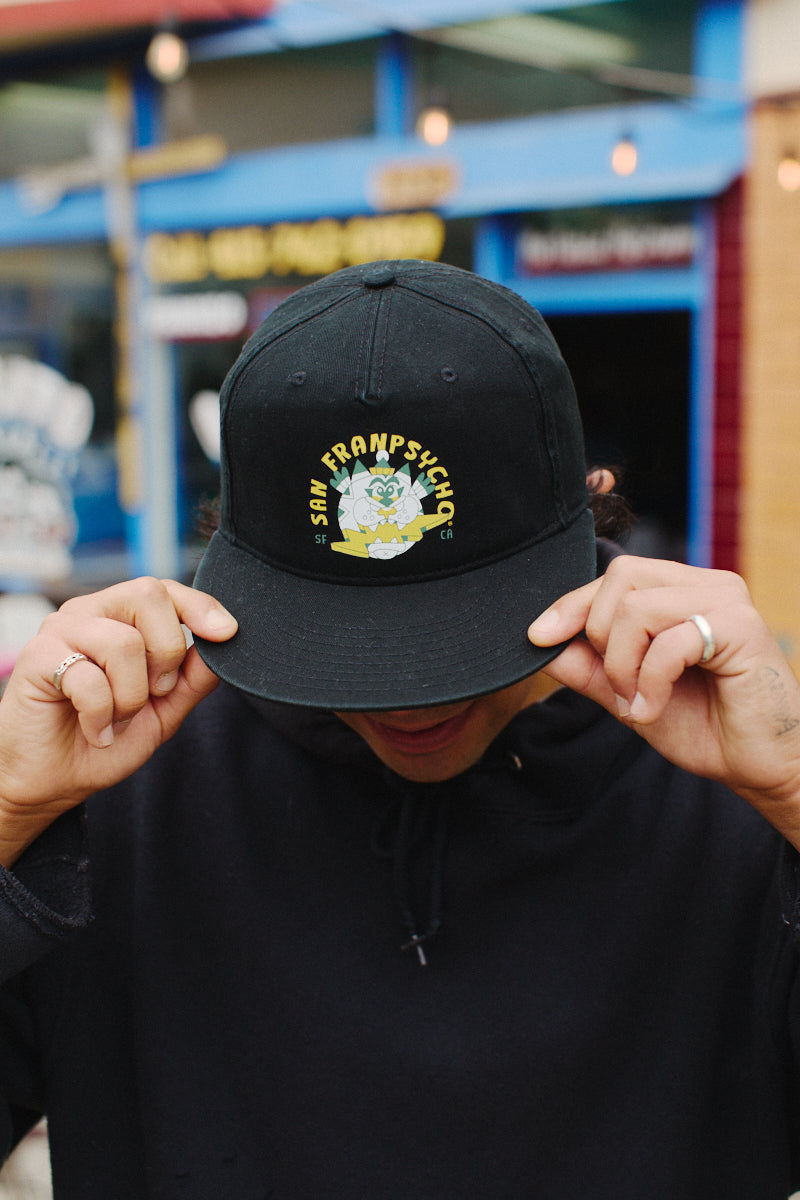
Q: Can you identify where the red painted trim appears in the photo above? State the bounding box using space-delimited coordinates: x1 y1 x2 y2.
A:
711 179 743 573
0 1 269 39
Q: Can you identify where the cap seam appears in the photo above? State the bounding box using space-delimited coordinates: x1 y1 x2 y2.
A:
220 286 363 430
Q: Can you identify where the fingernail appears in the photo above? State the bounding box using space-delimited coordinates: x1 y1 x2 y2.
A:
154 671 178 694
629 693 647 720
615 694 631 718
97 726 114 748
528 609 560 642
206 607 237 632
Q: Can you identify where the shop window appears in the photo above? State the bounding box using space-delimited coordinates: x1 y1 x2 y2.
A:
173 338 240 548
162 40 378 151
0 243 124 588
0 69 107 180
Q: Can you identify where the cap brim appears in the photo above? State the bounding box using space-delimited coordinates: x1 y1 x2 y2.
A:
192 507 596 711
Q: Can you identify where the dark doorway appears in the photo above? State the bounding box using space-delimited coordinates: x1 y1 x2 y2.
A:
173 338 241 549
546 310 691 561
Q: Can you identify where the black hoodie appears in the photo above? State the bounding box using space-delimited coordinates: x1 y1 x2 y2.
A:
0 682 800 1198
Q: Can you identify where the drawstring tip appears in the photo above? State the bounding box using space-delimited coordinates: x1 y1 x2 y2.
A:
401 933 428 966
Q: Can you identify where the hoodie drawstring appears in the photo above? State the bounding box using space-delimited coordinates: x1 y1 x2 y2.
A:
372 786 451 966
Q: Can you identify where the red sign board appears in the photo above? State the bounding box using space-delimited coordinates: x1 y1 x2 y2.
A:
0 2 270 49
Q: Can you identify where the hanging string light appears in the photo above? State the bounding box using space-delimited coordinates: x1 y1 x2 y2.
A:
146 28 190 84
777 151 800 193
416 88 452 146
611 134 638 177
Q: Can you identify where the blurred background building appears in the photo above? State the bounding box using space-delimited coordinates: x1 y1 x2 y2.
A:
0 0 798 674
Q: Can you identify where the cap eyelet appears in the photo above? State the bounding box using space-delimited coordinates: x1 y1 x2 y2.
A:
289 371 307 386
440 367 458 383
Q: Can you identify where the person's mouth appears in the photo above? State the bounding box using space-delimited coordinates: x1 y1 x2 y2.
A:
363 706 474 755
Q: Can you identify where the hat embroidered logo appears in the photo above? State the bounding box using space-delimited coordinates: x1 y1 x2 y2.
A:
313 445 455 560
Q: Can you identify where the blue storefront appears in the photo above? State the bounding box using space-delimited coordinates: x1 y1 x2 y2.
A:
0 0 747 591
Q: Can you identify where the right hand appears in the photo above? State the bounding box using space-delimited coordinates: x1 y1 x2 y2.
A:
0 577 238 865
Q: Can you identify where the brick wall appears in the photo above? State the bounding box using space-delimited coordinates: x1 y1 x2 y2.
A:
741 97 800 671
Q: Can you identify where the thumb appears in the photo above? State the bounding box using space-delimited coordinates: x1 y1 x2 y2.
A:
527 577 601 649
533 636 619 715
150 644 222 742
162 580 238 644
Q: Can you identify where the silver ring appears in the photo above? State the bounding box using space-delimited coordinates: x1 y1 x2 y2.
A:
52 652 89 692
689 614 716 664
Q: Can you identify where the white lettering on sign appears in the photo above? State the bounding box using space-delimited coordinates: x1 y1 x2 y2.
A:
145 292 248 340
517 223 697 275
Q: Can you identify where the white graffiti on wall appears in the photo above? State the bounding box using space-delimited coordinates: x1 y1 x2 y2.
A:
0 356 94 583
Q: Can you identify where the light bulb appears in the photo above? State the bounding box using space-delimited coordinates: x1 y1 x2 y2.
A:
777 154 800 192
146 30 189 84
417 105 451 147
611 137 638 177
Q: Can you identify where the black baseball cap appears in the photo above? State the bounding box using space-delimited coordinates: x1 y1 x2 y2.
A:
193 259 596 710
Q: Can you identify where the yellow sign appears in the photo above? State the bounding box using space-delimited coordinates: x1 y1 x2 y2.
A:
368 160 461 212
144 212 446 285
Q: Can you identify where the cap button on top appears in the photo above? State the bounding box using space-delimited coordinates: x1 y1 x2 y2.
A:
363 266 396 288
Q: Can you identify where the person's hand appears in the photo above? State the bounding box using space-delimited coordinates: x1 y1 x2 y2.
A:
528 556 800 848
0 578 237 865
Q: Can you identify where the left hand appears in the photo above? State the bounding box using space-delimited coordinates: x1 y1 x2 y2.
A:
528 555 800 847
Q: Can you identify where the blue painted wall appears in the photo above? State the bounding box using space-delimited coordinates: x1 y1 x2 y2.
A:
0 97 745 245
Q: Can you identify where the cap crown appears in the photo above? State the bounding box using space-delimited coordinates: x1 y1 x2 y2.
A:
217 259 588 584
